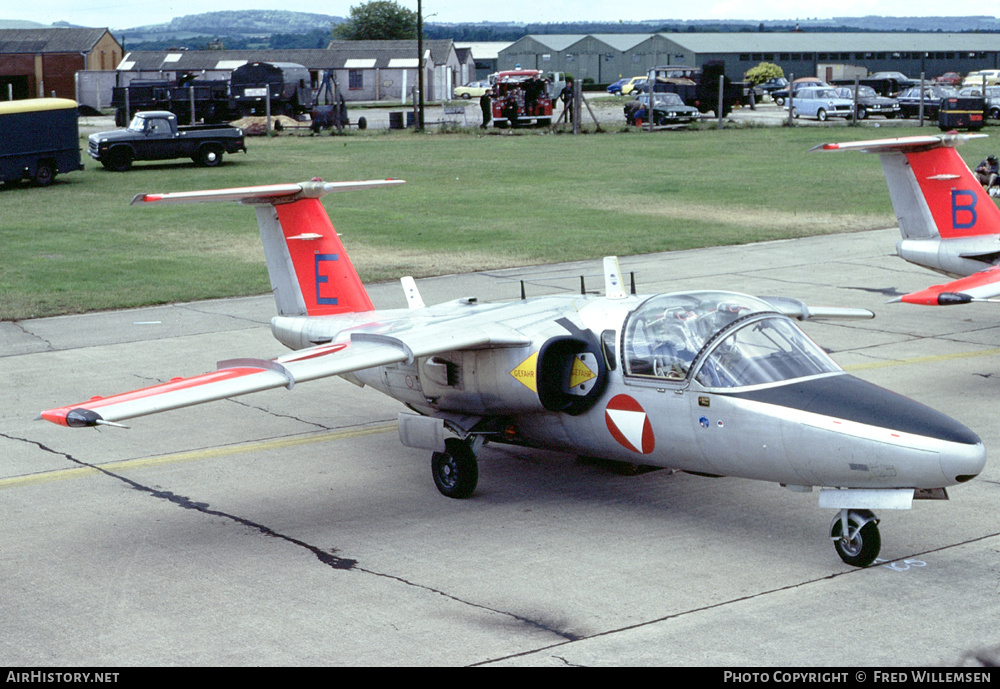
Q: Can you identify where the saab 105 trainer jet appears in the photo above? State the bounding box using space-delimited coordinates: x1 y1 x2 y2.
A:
39 179 985 567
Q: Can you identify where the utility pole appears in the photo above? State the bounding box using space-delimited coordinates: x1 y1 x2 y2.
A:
417 0 424 130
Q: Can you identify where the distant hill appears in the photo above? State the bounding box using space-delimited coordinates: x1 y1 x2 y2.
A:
0 20 50 29
4 12 997 50
122 10 343 39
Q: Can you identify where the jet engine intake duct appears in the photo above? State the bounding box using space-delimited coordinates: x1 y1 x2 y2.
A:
536 334 607 415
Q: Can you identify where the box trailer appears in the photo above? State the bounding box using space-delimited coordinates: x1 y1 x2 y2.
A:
0 98 83 186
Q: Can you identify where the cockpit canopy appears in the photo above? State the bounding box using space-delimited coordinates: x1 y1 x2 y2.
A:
622 291 841 388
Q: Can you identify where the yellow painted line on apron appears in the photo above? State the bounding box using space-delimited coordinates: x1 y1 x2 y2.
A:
843 347 1000 372
0 422 398 490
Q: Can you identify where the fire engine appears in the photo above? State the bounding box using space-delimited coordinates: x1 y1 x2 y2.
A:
490 70 554 128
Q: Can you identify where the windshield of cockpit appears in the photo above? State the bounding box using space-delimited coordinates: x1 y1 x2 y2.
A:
622 292 840 387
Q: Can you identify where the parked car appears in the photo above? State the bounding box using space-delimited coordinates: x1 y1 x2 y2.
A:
771 77 827 106
620 76 647 95
784 86 854 121
624 92 701 126
756 77 788 96
959 85 1000 120
962 70 1000 88
606 78 629 95
868 71 918 90
934 72 963 86
896 85 958 119
453 80 490 100
833 85 900 119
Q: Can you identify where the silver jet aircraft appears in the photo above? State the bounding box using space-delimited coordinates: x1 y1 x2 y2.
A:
39 180 986 567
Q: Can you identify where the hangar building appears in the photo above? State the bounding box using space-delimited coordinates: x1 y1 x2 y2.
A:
498 33 1000 84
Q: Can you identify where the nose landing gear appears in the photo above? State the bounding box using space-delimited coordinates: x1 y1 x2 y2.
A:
831 509 881 567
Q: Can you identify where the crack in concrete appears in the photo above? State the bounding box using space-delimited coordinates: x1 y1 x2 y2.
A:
4 431 579 643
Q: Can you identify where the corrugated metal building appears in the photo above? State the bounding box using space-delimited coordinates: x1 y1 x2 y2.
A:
0 28 122 100
499 33 1000 83
117 40 466 102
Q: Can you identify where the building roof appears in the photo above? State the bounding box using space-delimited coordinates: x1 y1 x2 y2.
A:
120 40 460 72
659 32 1000 53
510 32 1000 55
455 42 511 60
0 27 112 54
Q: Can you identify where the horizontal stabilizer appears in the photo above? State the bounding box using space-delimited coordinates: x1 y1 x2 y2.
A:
131 179 405 206
810 133 987 154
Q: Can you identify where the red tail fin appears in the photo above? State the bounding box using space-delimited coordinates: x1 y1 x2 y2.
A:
274 198 374 316
132 179 404 317
904 145 1000 239
814 134 999 240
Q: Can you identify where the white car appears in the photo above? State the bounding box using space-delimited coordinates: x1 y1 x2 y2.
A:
962 70 1000 88
453 81 491 100
785 87 854 121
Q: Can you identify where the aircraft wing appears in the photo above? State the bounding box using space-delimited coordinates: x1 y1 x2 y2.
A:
892 266 1000 306
39 321 529 428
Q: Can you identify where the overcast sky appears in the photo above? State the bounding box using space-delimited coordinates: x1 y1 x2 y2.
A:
5 2 991 32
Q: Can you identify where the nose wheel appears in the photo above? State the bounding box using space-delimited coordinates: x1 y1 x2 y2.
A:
831 509 881 567
431 438 479 499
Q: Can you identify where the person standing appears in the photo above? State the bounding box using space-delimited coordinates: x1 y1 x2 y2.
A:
479 91 491 129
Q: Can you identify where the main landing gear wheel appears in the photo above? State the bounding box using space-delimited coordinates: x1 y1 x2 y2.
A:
831 509 881 567
432 438 478 499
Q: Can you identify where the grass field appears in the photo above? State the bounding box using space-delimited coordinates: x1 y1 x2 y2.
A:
2 124 997 320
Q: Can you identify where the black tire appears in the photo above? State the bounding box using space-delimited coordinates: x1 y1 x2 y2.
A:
791 107 799 119
817 108 828 122
103 148 132 172
431 438 478 499
774 96 784 106
856 107 867 120
33 161 55 187
198 144 223 167
989 107 1000 120
357 116 367 130
832 514 881 567
461 93 470 100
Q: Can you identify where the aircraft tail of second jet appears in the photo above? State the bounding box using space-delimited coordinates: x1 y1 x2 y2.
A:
132 179 404 317
814 134 999 240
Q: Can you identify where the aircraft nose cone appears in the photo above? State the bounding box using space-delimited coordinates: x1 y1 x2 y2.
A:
941 437 987 485
728 373 985 487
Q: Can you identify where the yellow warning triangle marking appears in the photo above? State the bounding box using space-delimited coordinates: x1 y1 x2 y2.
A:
510 352 538 392
569 355 597 389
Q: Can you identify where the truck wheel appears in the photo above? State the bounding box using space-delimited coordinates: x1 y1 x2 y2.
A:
357 116 367 130
103 148 133 172
33 162 55 187
198 144 224 167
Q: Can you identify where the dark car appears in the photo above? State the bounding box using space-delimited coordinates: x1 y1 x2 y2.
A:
833 85 900 119
897 85 958 119
770 77 827 106
625 92 701 126
757 77 788 94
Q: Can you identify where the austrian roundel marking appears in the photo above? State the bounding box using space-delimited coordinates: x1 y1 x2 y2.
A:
605 394 655 454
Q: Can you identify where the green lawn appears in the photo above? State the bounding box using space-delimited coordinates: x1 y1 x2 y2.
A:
2 124 996 320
